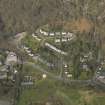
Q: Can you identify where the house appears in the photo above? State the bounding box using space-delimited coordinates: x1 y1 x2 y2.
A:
0 71 7 80
0 66 8 80
97 72 105 84
21 76 34 88
5 52 17 65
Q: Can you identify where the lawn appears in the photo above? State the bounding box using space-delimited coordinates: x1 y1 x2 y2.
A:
22 35 41 53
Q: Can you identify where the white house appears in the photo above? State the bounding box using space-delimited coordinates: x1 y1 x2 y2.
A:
5 52 17 65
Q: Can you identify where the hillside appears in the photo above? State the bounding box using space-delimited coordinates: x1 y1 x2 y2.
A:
0 0 104 35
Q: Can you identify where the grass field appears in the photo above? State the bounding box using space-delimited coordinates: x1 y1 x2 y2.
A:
18 78 105 105
18 64 105 105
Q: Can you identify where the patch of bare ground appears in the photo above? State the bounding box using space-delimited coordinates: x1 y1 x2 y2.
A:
79 90 94 104
79 90 105 104
64 17 94 33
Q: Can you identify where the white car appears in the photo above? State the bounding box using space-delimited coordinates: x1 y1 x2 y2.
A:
24 46 29 50
65 71 68 74
50 33 54 36
26 49 31 53
62 32 66 35
29 53 34 57
32 33 37 38
67 74 72 78
64 64 68 68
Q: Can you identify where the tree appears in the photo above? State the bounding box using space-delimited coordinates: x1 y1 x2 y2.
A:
0 0 63 35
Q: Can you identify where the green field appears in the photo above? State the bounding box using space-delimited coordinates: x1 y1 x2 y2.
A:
17 64 105 105
22 35 41 53
18 78 105 105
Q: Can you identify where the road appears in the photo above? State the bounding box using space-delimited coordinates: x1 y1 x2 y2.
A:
24 62 91 86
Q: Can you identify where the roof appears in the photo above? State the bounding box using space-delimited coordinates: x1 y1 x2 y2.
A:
5 52 17 65
0 70 7 79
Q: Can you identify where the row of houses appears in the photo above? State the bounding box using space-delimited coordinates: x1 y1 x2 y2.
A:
39 29 74 36
31 33 68 56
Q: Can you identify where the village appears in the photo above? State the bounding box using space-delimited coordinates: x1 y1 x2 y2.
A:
1 23 105 105
1 0 105 105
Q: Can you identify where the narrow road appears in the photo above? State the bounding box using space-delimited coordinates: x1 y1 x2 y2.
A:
24 62 91 86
